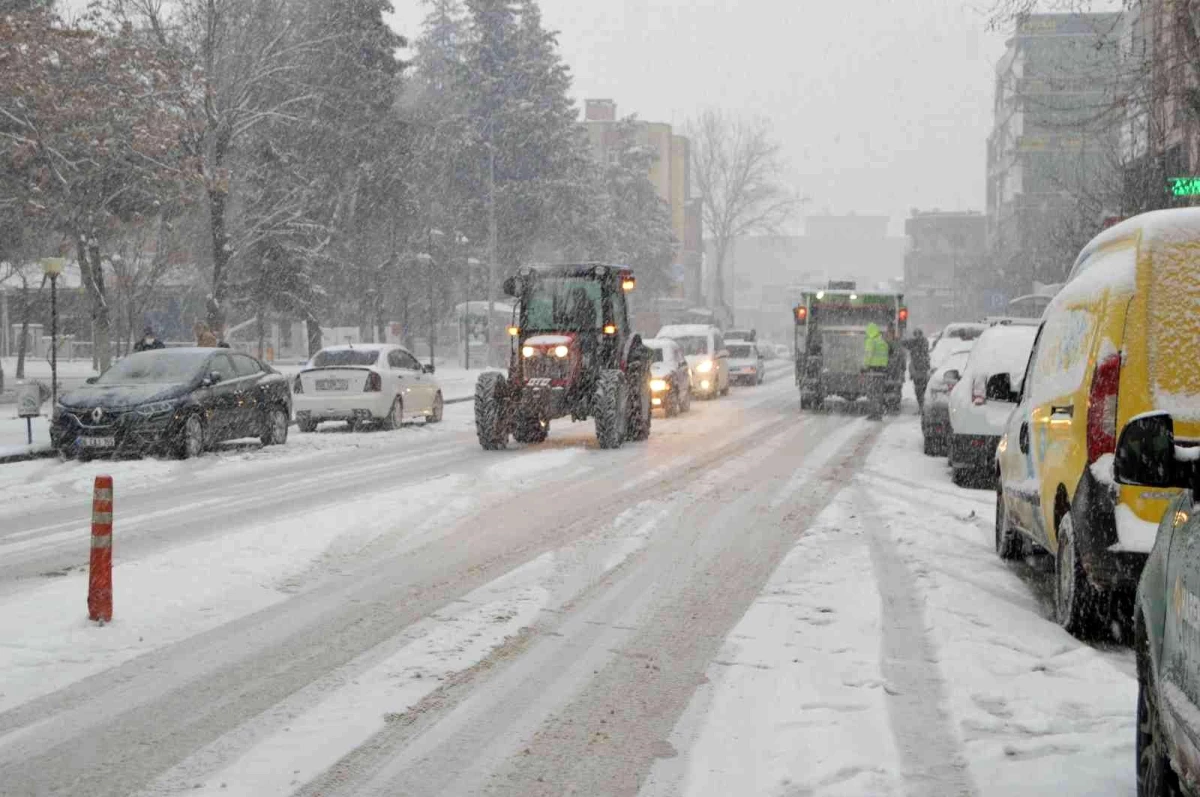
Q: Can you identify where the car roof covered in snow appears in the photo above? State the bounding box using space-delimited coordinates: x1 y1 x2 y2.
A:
964 324 1038 380
643 337 680 350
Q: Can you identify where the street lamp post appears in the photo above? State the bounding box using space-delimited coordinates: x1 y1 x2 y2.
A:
40 258 66 409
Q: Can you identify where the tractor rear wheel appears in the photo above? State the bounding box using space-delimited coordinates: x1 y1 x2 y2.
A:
475 372 511 450
594 369 627 450
627 373 652 441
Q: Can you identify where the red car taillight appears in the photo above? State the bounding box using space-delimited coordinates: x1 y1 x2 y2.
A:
1087 352 1121 463
292 375 303 394
365 371 382 392
972 376 986 406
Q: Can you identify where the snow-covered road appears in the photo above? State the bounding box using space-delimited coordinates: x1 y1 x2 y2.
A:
0 373 1137 796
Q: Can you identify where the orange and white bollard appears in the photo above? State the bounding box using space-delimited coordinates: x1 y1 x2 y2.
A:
88 475 113 623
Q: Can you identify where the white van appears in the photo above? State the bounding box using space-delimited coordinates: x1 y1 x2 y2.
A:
655 324 730 399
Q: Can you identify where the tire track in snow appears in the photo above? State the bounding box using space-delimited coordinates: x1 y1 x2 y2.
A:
857 484 976 796
0 384 807 797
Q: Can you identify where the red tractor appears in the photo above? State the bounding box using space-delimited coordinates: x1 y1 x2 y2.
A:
474 264 653 450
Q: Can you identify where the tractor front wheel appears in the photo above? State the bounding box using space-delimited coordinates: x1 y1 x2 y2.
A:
475 372 511 450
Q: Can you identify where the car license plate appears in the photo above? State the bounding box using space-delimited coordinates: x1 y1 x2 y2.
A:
316 379 349 391
78 436 115 449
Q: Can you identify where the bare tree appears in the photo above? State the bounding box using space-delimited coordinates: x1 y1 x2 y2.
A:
688 110 798 322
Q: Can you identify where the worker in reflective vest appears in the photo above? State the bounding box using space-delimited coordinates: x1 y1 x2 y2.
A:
863 322 889 419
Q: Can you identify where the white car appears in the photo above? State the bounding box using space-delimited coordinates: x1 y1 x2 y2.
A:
946 325 1038 484
921 350 969 456
928 322 987 374
655 324 730 399
726 341 764 385
644 337 692 415
293 344 444 432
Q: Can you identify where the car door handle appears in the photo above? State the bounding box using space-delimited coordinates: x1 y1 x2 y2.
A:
1050 404 1074 418
1019 421 1030 454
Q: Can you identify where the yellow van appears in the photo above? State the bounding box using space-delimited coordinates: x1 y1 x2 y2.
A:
995 208 1200 637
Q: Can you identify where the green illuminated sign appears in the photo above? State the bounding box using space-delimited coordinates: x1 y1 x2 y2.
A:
1169 177 1200 197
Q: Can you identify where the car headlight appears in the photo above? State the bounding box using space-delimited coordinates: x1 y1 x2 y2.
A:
522 345 536 358
137 400 178 416
554 344 569 358
650 379 668 392
696 360 714 373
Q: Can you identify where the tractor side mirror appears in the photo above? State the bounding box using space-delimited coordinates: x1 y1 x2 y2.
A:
502 276 520 297
1114 413 1190 489
423 363 436 374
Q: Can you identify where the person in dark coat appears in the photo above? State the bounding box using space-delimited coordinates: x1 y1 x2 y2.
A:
134 326 166 352
904 329 931 413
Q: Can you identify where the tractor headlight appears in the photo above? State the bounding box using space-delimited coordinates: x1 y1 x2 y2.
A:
554 344 569 358
521 345 536 358
696 360 714 373
650 379 668 392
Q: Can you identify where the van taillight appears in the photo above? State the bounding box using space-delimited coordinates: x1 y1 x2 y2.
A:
292 375 303 394
972 376 986 406
1087 352 1121 462
365 372 382 392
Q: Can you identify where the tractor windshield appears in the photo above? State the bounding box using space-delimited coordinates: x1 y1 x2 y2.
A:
521 277 604 332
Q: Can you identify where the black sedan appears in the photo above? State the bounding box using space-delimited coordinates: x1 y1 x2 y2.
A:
51 348 292 459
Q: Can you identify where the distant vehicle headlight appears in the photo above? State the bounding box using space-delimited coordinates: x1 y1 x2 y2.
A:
554 344 569 358
650 379 668 392
696 360 714 373
522 345 536 358
137 400 178 416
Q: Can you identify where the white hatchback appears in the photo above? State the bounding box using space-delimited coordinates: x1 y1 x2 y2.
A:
293 344 443 431
946 325 1038 484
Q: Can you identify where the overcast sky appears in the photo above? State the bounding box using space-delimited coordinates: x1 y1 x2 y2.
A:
388 0 1009 236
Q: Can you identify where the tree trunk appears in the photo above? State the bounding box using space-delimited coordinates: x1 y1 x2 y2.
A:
305 315 322 357
256 309 266 360
15 279 31 380
205 156 232 337
77 234 112 372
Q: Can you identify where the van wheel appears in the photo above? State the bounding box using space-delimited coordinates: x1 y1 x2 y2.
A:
995 491 1022 560
1055 512 1101 638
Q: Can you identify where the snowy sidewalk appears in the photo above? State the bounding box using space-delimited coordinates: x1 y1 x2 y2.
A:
642 417 1137 797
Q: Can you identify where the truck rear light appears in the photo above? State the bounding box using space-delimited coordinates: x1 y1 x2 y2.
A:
898 308 909 322
365 371 382 392
972 376 986 406
292 375 303 394
1087 352 1121 462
